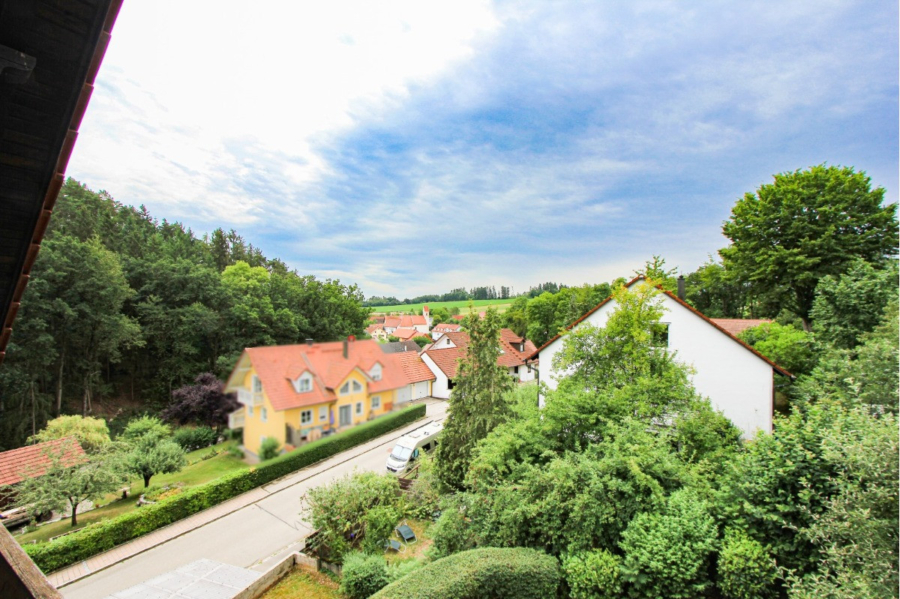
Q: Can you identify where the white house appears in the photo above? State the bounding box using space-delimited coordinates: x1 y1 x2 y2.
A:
421 329 538 399
529 277 793 438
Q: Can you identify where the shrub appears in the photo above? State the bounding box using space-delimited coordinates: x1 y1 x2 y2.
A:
24 404 426 573
429 494 478 560
619 489 717 599
362 505 402 553
260 437 280 461
172 426 217 451
371 547 559 599
341 552 392 599
562 549 621 599
717 528 777 599
227 445 244 458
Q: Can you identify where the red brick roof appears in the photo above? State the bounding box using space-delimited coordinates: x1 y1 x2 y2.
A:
244 339 412 411
710 319 772 336
528 277 792 378
0 438 86 487
396 352 437 383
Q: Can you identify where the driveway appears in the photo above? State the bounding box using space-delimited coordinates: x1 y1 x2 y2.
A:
60 398 448 599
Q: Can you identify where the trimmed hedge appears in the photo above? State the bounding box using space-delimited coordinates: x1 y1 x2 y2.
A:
371 547 559 599
25 404 427 573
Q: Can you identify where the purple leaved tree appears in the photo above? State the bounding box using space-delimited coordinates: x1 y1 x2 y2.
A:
164 373 240 433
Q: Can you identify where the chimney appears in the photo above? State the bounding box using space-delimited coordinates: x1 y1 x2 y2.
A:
343 339 348 358
306 338 314 346
677 275 686 300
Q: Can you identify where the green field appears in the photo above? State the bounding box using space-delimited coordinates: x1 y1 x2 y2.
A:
370 298 512 314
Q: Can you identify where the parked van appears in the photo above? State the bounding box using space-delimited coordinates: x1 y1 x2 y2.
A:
386 421 443 475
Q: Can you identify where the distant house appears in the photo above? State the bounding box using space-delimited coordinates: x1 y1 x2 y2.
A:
224 338 434 457
431 323 461 340
421 329 537 399
392 327 425 341
529 278 792 438
380 340 422 354
0 438 86 509
366 323 389 342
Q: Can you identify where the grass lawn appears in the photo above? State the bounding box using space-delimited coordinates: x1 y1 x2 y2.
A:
370 298 512 314
385 518 433 564
15 441 249 546
261 568 346 599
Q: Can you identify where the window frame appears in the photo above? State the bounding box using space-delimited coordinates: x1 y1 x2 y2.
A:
371 395 381 409
319 406 327 421
261 407 267 422
339 381 351 396
355 401 363 415
301 409 312 424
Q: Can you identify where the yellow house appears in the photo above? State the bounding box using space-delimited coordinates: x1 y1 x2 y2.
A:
225 338 433 457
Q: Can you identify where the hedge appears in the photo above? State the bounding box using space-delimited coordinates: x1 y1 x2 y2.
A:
25 403 427 573
371 547 560 599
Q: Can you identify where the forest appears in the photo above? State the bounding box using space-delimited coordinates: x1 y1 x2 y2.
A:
0 179 370 450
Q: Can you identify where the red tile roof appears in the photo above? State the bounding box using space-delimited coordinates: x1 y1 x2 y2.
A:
383 317 401 328
393 328 424 340
396 352 436 383
433 323 461 332
528 277 793 378
0 438 86 487
710 319 772 336
399 315 427 327
244 339 412 411
423 329 534 376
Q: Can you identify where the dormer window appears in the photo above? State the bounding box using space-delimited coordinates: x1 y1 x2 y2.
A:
292 372 312 393
370 363 382 381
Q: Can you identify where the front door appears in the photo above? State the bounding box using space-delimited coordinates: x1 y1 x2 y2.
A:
339 405 352 427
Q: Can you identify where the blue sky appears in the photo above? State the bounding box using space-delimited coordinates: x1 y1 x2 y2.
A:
69 1 899 299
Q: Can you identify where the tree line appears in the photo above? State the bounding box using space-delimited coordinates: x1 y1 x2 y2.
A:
0 179 370 450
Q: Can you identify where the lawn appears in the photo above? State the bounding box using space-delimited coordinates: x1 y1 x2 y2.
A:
384 518 433 564
261 568 346 599
15 441 249 545
370 298 512 314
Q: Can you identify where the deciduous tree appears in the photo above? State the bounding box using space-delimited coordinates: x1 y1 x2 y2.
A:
164 373 239 432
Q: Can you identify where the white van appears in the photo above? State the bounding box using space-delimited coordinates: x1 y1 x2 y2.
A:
386 421 443 475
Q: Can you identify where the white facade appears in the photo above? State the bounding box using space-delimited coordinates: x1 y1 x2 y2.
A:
509 363 536 383
537 290 779 438
421 352 451 399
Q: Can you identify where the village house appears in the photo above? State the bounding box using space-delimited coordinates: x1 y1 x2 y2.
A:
529 277 792 438
365 322 389 342
0 438 86 512
421 329 537 399
430 322 461 339
225 337 434 458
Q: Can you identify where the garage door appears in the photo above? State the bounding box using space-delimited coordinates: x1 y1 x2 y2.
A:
396 385 412 405
412 381 430 399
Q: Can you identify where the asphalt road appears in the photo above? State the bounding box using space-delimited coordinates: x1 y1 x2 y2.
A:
61 399 449 599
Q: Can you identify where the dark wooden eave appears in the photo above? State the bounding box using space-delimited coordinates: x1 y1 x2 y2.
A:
0 0 122 365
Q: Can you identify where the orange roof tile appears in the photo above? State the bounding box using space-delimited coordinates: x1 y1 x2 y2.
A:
710 319 773 336
423 329 535 376
396 352 436 384
393 328 424 340
0 438 86 487
244 339 412 411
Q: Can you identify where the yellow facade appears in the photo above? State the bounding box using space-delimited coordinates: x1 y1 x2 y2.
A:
238 366 398 456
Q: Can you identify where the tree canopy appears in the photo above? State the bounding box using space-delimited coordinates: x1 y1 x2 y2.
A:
720 164 898 329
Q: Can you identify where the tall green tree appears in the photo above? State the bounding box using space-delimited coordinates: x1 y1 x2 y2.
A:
29 415 111 454
435 307 515 490
720 165 898 330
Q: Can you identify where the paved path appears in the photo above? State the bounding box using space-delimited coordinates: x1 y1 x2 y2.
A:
55 398 448 598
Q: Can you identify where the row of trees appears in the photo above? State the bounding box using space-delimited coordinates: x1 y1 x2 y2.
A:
364 281 564 307
0 179 370 451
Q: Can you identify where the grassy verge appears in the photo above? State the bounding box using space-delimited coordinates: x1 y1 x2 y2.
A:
25 404 427 573
261 568 346 599
16 441 249 545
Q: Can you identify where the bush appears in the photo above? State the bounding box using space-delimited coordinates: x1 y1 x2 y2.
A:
260 437 280 461
362 505 402 553
717 528 777 599
371 547 559 599
25 404 426 573
227 445 244 458
341 552 392 599
619 489 717 599
562 549 621 599
172 426 217 451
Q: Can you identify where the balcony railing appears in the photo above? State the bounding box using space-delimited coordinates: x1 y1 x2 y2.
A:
237 389 264 407
228 409 245 429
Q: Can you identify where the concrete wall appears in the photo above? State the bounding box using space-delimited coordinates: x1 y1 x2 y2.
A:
539 292 774 438
421 353 450 399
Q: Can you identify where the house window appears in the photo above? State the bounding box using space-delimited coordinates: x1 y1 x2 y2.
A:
370 364 382 381
527 364 532 373
356 402 363 415
513 366 519 374
352 380 363 393
301 410 312 424
248 405 254 417
651 323 670 347
261 408 267 422
371 396 381 409
319 406 327 421
448 378 456 390
252 375 262 393
297 376 311 392
340 381 350 395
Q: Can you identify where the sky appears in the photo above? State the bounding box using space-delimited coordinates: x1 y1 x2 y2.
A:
69 1 899 299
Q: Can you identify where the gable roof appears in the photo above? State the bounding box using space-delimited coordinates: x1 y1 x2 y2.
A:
380 340 421 354
396 352 437 384
423 329 536 377
528 276 793 378
497 328 538 367
433 323 461 332
240 339 412 411
0 438 86 487
393 327 423 341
